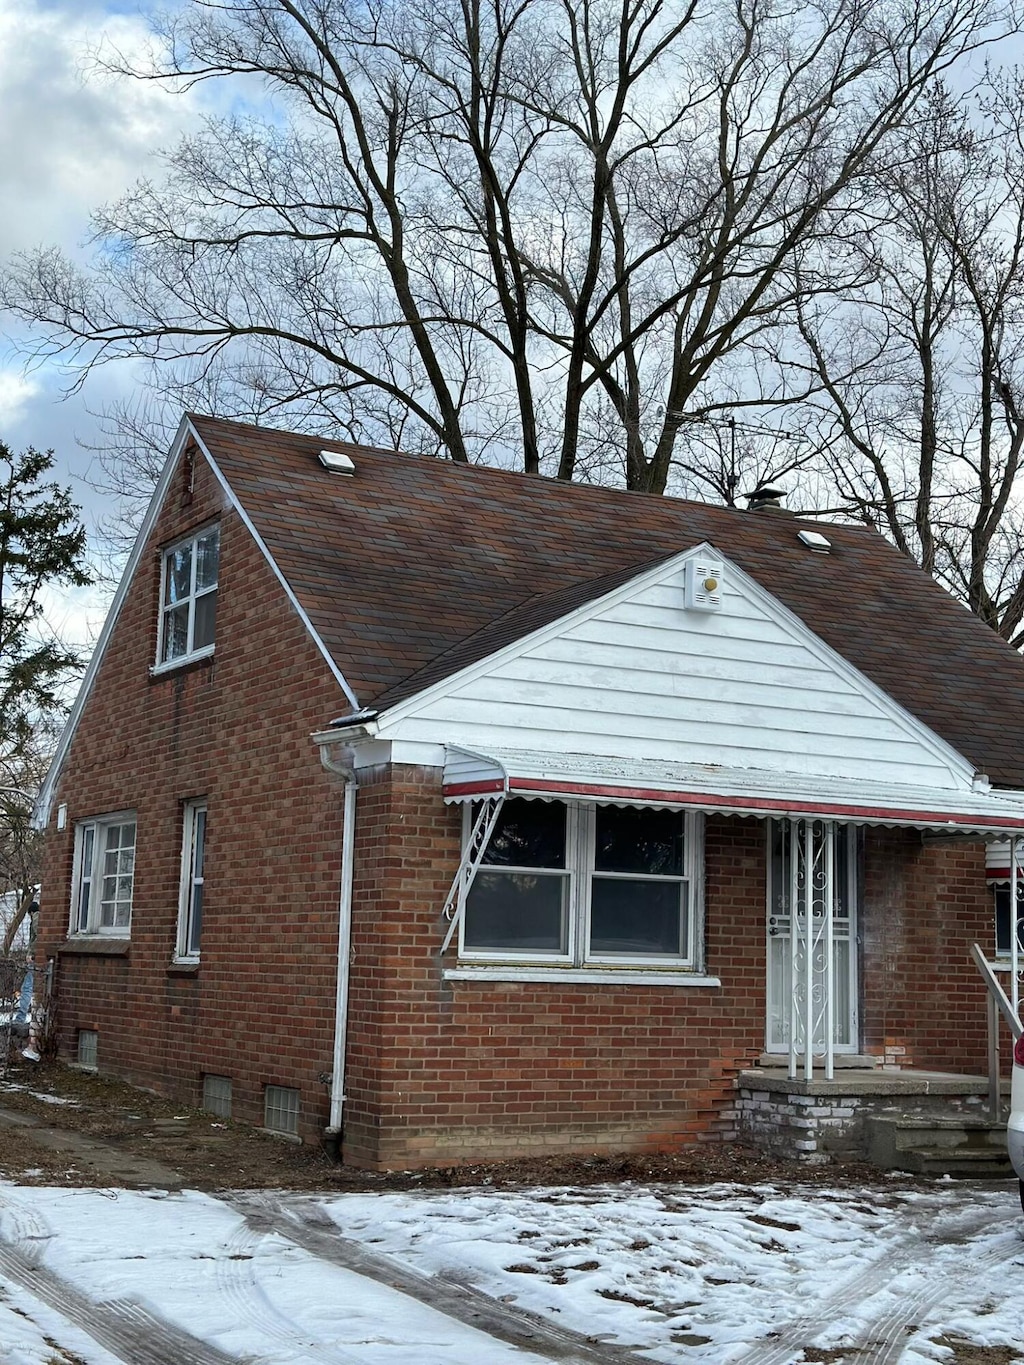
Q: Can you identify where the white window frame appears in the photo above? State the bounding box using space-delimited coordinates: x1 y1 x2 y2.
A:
458 800 704 970
154 524 220 671
70 812 137 938
175 799 207 962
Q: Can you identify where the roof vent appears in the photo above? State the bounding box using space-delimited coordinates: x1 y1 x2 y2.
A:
746 484 789 514
797 529 832 553
685 557 724 612
319 449 355 476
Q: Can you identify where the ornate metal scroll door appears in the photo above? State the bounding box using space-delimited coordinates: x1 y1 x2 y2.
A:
766 819 858 1080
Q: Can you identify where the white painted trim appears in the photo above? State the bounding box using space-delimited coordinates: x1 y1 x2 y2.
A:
35 417 195 829
189 422 359 710
151 644 215 678
374 543 975 787
443 967 721 987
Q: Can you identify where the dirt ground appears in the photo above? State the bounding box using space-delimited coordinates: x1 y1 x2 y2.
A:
0 1055 913 1193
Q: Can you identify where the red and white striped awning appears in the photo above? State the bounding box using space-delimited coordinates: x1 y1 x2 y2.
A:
442 746 1024 834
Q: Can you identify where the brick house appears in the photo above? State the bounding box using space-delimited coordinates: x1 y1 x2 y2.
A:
34 414 1024 1169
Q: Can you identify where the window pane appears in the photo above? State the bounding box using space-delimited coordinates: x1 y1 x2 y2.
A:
590 877 686 956
165 545 192 604
193 590 217 650
77 879 91 931
195 530 219 590
481 799 566 869
163 604 189 660
465 871 567 952
995 886 1024 955
193 809 206 879
188 882 204 956
595 805 684 875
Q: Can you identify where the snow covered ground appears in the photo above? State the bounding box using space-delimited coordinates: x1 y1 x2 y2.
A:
0 1177 1023 1364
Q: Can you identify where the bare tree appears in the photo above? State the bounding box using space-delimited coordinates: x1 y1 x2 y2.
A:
794 76 1024 643
3 0 1015 502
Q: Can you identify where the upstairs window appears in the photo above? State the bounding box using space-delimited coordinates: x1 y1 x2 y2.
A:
73 814 136 936
461 799 702 967
157 525 220 667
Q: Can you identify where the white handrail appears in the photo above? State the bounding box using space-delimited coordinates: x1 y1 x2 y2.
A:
970 943 1021 1120
971 943 1023 1039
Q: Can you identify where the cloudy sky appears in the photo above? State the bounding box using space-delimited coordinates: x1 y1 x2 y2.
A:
0 0 208 633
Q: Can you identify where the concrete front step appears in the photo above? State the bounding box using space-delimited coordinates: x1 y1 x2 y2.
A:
893 1145 1014 1178
866 1114 1010 1175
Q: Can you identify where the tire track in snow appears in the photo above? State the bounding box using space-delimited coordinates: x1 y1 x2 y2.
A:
212 1210 369 1364
0 1190 250 1365
727 1197 1024 1365
221 1190 643 1365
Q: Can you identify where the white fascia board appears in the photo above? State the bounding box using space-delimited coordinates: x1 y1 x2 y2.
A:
373 542 976 788
187 421 360 711
35 415 195 829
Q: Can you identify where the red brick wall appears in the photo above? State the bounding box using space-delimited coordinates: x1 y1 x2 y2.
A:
39 442 348 1138
861 828 993 1072
341 770 770 1168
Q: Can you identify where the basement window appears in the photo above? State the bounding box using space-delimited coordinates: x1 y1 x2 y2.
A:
202 1074 232 1119
264 1085 300 1137
77 1030 98 1069
155 525 220 669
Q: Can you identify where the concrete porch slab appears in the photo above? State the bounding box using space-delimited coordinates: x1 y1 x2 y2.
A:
736 1067 1009 1098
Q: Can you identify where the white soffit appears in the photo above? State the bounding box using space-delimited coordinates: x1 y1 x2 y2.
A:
442 746 1024 835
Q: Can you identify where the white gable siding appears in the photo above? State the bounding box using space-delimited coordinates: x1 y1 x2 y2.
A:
382 552 971 790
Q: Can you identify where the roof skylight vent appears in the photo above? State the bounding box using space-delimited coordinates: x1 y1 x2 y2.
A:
797 528 832 553
319 449 356 476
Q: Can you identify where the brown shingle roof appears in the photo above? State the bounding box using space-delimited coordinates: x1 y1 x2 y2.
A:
190 414 1024 788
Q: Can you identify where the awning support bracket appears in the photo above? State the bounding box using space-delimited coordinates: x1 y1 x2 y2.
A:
441 795 505 954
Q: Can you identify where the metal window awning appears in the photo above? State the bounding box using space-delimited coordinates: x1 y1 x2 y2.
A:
442 746 1024 835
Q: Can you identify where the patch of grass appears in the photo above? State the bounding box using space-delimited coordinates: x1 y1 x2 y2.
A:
934 1337 1024 1364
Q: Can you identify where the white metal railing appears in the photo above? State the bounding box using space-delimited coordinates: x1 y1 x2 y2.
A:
440 796 505 954
970 943 1023 1120
788 819 837 1082
1011 836 1021 1020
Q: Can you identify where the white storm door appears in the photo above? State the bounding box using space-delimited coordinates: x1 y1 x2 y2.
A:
766 819 859 1055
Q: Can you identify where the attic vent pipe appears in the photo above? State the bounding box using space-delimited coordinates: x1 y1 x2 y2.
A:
746 484 788 514
319 449 355 476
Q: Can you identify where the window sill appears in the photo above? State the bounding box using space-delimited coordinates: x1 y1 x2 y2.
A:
167 960 200 977
443 966 721 987
149 649 215 680
58 938 130 957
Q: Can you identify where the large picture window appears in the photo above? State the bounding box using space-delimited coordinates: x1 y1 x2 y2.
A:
72 814 137 936
461 799 701 966
157 525 220 667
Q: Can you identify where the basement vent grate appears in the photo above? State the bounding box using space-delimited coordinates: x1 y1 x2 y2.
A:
264 1084 300 1137
202 1074 232 1119
77 1030 98 1069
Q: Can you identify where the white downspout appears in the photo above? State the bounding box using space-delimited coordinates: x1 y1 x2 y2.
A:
316 741 359 1139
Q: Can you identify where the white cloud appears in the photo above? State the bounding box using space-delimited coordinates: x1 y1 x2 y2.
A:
0 1 196 259
0 370 40 428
